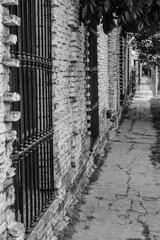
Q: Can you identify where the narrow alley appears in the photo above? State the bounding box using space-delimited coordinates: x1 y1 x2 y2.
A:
60 77 160 240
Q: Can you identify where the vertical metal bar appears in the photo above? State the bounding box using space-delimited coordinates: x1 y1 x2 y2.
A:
44 0 49 133
50 137 54 198
37 0 42 136
19 156 24 223
48 2 52 132
41 0 46 134
13 158 19 221
89 19 99 145
41 0 47 206
17 3 25 224
39 0 44 211
44 1 50 203
43 141 47 206
47 138 50 202
26 0 32 144
31 0 37 141
36 146 41 216
40 143 44 210
48 0 54 192
33 146 38 221
25 153 29 231
32 0 39 221
29 150 33 227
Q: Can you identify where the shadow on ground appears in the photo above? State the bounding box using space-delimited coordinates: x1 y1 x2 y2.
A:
55 144 112 240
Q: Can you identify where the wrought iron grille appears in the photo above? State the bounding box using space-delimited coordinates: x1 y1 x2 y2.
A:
10 0 54 233
89 20 99 145
119 34 124 105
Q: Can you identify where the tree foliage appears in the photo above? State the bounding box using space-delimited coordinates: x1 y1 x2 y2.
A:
135 33 160 61
80 0 160 35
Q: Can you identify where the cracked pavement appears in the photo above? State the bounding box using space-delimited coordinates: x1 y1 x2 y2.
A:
63 77 160 240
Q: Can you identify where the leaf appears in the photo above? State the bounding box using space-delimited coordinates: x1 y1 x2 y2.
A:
146 0 153 6
137 6 143 15
138 21 144 32
104 0 111 13
97 6 104 18
81 5 88 20
125 11 130 22
127 0 133 11
89 3 94 14
91 0 97 7
121 15 127 24
133 12 137 20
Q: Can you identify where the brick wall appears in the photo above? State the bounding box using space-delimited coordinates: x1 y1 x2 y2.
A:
0 1 25 240
97 25 110 136
28 1 111 239
52 0 88 190
108 27 120 113
0 1 131 239
27 0 109 238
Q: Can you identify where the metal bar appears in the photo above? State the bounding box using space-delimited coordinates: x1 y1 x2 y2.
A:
48 0 53 132
26 0 31 145
44 0 49 133
19 155 24 223
13 157 19 221
11 131 54 160
43 141 47 206
37 0 42 137
36 145 41 216
40 142 44 211
30 0 36 141
47 138 50 202
50 137 54 198
29 150 33 227
10 0 54 232
41 0 46 135
25 153 29 231
89 19 99 146
33 146 37 221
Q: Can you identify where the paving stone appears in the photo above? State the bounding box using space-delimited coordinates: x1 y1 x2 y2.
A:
66 78 160 240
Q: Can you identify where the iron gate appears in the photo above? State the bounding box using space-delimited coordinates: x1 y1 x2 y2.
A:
119 34 124 105
10 0 54 233
89 20 99 145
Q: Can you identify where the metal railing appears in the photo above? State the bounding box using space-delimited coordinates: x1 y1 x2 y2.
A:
89 19 99 145
9 0 54 233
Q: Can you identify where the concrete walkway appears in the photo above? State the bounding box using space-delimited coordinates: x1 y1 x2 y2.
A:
62 77 160 240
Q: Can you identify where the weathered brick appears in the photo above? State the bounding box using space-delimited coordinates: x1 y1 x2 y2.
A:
2 15 21 27
0 221 6 235
0 0 18 5
2 58 20 67
3 92 20 102
4 111 21 122
8 222 25 237
2 34 17 45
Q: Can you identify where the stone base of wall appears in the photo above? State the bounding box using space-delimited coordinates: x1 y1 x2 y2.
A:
27 131 110 240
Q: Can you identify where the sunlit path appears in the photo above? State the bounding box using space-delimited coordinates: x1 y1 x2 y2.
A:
62 76 160 240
